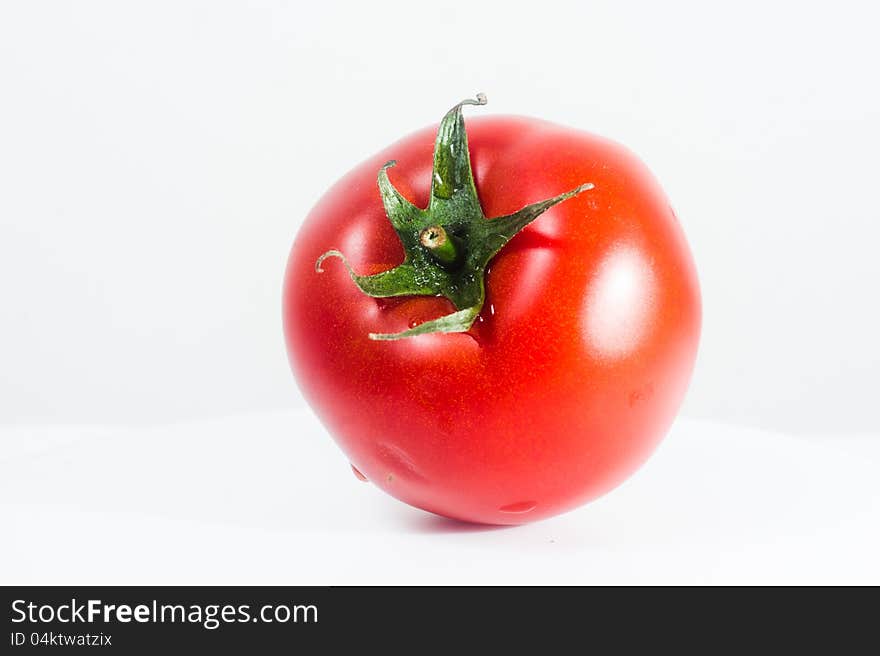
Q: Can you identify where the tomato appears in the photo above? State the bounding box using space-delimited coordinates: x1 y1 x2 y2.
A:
283 96 700 525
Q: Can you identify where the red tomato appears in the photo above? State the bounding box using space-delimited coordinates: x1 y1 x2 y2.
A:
283 98 700 525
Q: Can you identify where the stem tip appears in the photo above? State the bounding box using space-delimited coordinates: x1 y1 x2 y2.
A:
419 225 448 249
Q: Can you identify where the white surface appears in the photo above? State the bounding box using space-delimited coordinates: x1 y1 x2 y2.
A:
2 410 878 585
1 1 878 586
1 1 880 434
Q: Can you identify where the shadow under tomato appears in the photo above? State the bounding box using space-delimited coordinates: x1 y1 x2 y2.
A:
404 511 517 534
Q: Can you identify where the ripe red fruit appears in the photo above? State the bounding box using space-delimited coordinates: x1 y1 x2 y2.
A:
283 95 700 524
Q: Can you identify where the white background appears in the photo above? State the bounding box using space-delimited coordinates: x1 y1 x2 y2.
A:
1 1 879 584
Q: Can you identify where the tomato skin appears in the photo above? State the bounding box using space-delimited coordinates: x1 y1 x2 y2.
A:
283 115 700 525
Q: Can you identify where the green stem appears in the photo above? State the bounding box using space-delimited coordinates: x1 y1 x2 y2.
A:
314 93 593 341
419 225 459 266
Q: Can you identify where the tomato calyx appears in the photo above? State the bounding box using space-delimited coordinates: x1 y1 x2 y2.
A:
315 93 593 341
